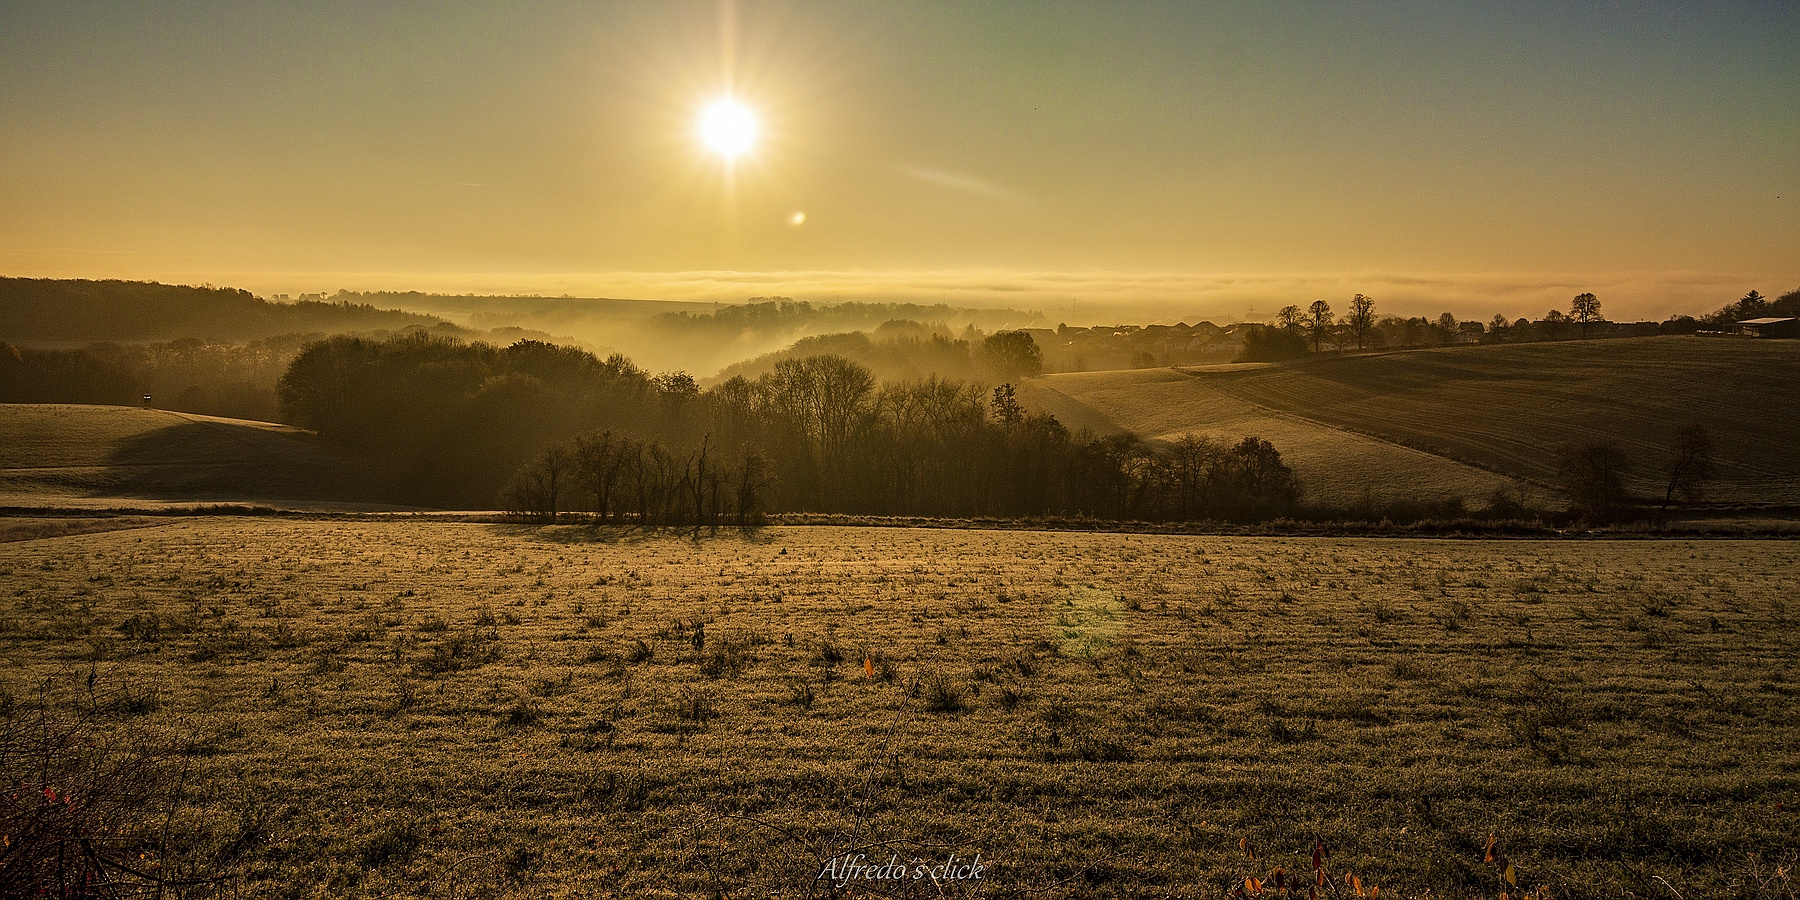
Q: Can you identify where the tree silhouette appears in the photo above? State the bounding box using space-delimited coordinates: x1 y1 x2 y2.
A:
1276 305 1304 334
991 383 1025 426
1660 424 1717 519
1435 312 1459 345
979 330 1043 381
1306 300 1333 353
1237 325 1308 361
1570 293 1601 338
1557 439 1631 522
1345 294 1376 350
501 443 572 523
733 449 769 526
573 430 627 522
1163 433 1227 518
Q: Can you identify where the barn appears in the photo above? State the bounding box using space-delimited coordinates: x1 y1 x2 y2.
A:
1731 317 1799 338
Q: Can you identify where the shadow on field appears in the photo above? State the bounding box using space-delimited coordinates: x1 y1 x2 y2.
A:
102 420 391 505
491 523 773 545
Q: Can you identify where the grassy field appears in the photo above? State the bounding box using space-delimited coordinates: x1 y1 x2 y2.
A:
1022 370 1515 508
3 519 1796 898
1030 337 1800 510
0 404 394 510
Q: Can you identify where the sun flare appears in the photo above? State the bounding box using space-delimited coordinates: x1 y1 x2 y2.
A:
698 98 757 159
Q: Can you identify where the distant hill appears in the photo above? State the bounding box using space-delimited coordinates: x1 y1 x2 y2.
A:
0 278 457 344
1027 336 1800 508
711 324 982 385
712 320 1242 385
356 293 1046 376
0 404 401 510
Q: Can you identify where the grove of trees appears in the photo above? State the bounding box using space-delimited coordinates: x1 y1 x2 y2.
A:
274 333 1303 522
0 337 306 421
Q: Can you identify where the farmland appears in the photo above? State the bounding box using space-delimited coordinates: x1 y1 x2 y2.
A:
0 404 393 510
1022 370 1513 508
1033 337 1800 509
3 519 1797 898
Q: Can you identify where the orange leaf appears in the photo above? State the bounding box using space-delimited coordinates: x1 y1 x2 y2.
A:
864 656 875 678
1485 833 1497 863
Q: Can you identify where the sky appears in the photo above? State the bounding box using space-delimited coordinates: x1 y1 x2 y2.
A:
1 1 1795 323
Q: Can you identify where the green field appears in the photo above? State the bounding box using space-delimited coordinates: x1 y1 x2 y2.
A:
0 404 393 510
4 520 1796 898
1030 337 1800 509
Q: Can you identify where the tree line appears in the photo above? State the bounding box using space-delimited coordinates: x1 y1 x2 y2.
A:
0 277 450 343
274 332 1301 521
0 337 307 421
1700 288 1800 327
1237 288 1800 362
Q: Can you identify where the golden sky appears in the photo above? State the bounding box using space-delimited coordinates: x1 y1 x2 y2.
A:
1 2 1795 321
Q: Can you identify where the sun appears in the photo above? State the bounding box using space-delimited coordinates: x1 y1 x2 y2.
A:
698 98 757 159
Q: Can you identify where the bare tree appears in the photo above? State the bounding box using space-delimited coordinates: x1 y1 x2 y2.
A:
501 443 572 523
1345 294 1375 350
1307 300 1333 353
686 436 710 536
1164 432 1227 519
1660 424 1717 519
1276 304 1304 334
734 450 769 527
765 355 875 461
573 430 629 522
1570 292 1601 339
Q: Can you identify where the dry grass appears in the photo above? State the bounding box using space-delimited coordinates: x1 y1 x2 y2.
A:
2 519 1797 898
0 516 166 543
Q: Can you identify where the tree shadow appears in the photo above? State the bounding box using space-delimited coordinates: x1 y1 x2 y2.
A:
102 419 394 505
491 522 771 544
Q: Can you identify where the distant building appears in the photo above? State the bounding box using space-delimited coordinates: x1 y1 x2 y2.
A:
1731 317 1799 338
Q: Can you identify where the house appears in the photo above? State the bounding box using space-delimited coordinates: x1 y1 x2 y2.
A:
1731 317 1799 338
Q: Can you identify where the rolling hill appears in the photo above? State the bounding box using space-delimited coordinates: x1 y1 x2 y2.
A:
1024 336 1800 508
0 278 447 343
0 404 400 510
1020 370 1515 507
